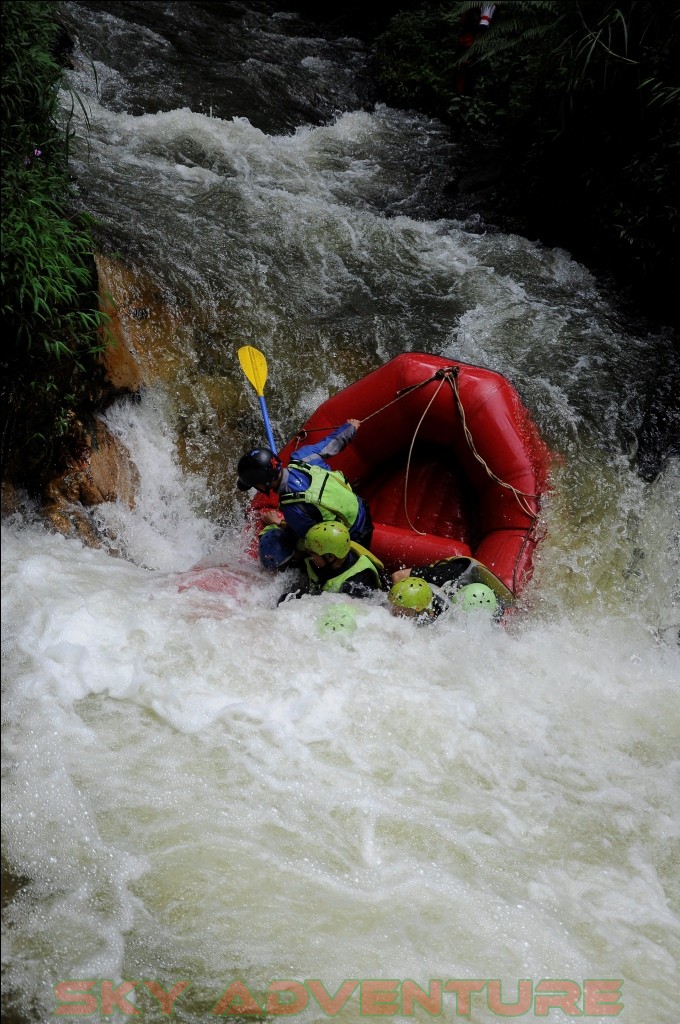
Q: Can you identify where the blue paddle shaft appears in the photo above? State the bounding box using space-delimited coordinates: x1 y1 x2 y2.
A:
259 395 278 454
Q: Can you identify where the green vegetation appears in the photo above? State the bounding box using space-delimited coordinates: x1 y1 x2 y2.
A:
1 0 110 493
376 1 679 323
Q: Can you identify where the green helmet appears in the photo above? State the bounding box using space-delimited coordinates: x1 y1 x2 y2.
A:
456 583 498 613
388 577 433 612
317 604 358 636
305 521 351 559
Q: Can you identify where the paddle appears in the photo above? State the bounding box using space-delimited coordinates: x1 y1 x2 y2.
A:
237 345 278 453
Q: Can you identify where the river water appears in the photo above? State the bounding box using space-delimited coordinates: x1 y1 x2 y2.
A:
2 3 679 1022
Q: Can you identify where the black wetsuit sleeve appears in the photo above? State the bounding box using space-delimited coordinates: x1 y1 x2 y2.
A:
337 568 382 599
277 578 314 605
418 558 471 589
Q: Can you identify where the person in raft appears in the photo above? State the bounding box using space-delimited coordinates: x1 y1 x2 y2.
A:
388 576 501 623
277 521 388 604
387 555 513 624
256 523 306 572
237 418 374 555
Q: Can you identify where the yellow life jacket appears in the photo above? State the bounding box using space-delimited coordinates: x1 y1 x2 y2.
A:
281 461 359 527
306 543 384 594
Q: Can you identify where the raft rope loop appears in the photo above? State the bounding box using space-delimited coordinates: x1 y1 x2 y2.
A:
442 367 542 596
291 365 542 532
400 374 449 535
445 368 540 521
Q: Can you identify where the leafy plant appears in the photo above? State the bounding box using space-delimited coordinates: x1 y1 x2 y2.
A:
375 1 680 323
1 1 111 491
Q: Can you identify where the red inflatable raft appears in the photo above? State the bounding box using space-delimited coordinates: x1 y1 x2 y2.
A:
249 352 553 595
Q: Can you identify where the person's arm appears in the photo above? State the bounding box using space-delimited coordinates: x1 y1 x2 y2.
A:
479 3 496 28
277 583 310 604
337 567 382 599
292 419 360 467
419 558 471 589
277 570 317 604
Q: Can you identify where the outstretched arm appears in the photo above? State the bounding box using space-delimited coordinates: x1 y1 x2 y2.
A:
479 3 496 27
293 419 360 467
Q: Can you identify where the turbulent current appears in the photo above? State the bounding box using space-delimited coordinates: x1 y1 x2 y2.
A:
2 3 678 1022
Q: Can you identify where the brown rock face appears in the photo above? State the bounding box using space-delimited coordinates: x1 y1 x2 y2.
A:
38 254 159 543
46 418 139 508
96 253 190 392
42 417 140 543
39 253 241 547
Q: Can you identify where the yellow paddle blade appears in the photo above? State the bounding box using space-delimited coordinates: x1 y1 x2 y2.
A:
238 345 268 397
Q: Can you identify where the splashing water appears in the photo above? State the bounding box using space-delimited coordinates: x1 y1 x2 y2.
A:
3 4 679 1022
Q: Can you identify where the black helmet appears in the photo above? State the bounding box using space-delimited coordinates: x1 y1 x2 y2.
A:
236 448 282 492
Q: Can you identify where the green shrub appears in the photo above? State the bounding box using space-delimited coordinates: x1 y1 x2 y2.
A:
1 0 110 491
376 1 680 323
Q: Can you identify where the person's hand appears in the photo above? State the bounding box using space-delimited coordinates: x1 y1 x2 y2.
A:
479 3 495 26
261 508 284 526
347 418 361 430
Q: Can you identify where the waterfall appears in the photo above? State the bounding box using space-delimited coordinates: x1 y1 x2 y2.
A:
2 4 678 1022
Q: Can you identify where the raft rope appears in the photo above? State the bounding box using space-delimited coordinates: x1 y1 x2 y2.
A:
401 374 449 534
290 365 542 528
445 368 540 521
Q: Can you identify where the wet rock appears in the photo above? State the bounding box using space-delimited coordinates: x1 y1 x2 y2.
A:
42 417 139 544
